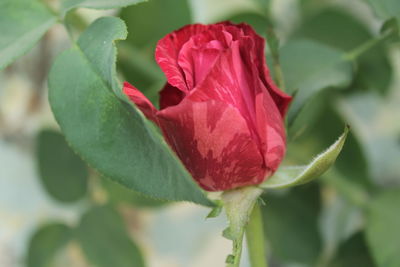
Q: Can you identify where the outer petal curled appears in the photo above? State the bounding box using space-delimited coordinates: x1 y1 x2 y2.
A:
255 88 287 172
234 22 292 116
155 24 209 92
123 82 158 123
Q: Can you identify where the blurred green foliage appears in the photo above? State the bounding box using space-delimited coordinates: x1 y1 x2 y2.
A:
37 130 88 203
366 189 400 267
262 184 322 265
293 8 392 93
1 0 399 266
27 223 71 267
76 206 146 267
0 0 57 70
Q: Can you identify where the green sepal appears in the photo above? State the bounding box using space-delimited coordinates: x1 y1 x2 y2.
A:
261 126 349 189
206 200 223 219
226 254 235 264
222 227 235 241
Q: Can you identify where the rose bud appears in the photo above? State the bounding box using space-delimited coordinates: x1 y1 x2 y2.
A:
123 22 292 191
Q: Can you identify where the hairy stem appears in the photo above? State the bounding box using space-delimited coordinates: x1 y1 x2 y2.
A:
246 202 268 267
222 187 263 267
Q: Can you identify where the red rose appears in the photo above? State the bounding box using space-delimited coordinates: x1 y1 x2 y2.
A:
123 22 291 191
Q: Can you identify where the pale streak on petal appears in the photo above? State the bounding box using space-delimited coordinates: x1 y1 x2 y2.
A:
157 99 266 191
192 103 246 159
255 89 286 172
265 125 285 168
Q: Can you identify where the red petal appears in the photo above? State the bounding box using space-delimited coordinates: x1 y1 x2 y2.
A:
262 67 292 116
188 41 259 142
155 22 236 92
158 99 267 191
243 27 292 116
233 23 292 116
177 36 224 89
159 83 185 110
123 82 158 123
155 24 209 92
255 85 287 172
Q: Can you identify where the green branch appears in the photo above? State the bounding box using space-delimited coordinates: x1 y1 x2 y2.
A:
344 31 392 61
246 202 268 267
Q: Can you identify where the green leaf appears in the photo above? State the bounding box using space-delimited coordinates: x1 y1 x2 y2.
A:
315 106 373 189
251 0 271 12
37 129 88 203
292 8 392 93
48 17 212 206
336 93 400 186
206 201 223 219
222 12 269 36
328 232 374 267
102 177 166 208
27 223 71 267
117 0 191 98
280 39 353 124
286 88 328 141
0 0 57 70
262 184 322 264
75 206 145 267
261 126 349 189
366 189 400 267
119 0 191 49
289 100 373 190
117 43 164 96
319 195 364 264
61 0 147 15
381 18 400 39
367 0 400 31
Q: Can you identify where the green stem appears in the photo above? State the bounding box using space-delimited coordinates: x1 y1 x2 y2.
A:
344 31 392 61
65 10 89 32
246 202 268 267
222 187 263 267
118 43 164 81
231 230 245 267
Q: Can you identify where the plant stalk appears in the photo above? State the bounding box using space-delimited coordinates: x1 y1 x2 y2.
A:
246 202 268 267
344 31 392 61
222 186 263 267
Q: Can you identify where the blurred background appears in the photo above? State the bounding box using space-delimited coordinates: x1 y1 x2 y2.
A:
1 0 399 266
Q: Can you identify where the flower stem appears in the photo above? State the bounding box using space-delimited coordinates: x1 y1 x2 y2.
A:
222 187 263 267
230 230 245 267
246 202 268 267
344 31 392 61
